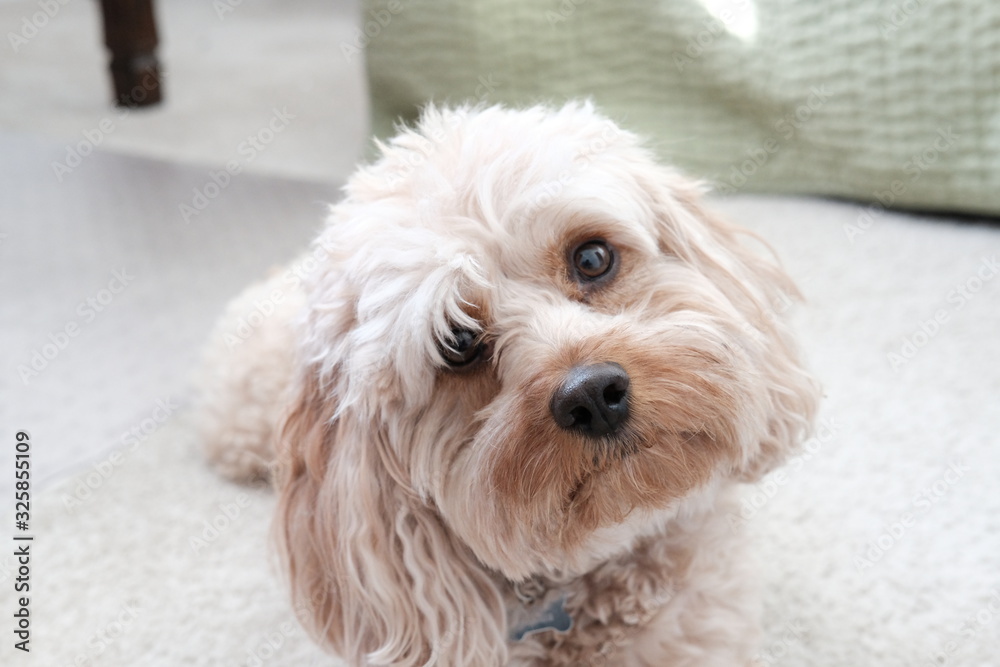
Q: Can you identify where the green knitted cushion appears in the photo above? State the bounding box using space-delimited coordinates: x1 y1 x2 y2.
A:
362 0 1000 216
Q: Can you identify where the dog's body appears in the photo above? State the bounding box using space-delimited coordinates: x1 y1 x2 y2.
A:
199 104 819 666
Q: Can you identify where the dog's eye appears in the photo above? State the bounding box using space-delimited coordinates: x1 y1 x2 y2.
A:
439 328 484 367
573 240 614 280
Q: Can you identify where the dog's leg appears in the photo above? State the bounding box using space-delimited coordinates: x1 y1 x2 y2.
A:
196 271 304 483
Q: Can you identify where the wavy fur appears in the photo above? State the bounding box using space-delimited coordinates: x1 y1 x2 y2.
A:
198 102 820 666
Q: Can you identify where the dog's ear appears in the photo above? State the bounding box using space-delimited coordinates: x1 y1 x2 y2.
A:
640 169 820 481
273 369 508 666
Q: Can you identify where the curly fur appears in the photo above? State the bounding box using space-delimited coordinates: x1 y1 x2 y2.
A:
198 103 819 666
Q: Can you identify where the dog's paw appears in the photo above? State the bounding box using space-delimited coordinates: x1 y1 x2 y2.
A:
196 270 304 484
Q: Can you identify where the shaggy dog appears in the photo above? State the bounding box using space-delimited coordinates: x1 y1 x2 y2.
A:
199 103 819 666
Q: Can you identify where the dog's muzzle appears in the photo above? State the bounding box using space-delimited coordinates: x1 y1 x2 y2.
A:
550 362 630 438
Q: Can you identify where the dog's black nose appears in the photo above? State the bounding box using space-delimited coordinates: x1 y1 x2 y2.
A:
550 363 630 438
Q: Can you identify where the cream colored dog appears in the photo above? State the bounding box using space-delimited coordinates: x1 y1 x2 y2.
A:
198 103 819 666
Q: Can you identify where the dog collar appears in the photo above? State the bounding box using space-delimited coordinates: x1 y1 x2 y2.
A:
509 594 574 641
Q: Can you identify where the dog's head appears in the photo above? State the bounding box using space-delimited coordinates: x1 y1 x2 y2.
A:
276 103 818 666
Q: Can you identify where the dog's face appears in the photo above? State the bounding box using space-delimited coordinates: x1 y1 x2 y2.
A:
277 104 817 665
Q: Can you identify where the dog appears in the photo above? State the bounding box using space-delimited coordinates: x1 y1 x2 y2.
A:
198 103 819 666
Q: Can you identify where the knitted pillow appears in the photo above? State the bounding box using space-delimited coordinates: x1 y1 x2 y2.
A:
362 0 1000 217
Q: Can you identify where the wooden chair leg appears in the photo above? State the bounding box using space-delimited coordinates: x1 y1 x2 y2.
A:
98 0 163 107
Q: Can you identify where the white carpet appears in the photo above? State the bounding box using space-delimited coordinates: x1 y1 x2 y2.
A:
2 194 998 666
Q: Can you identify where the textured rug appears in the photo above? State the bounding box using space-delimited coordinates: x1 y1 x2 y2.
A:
2 195 998 666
